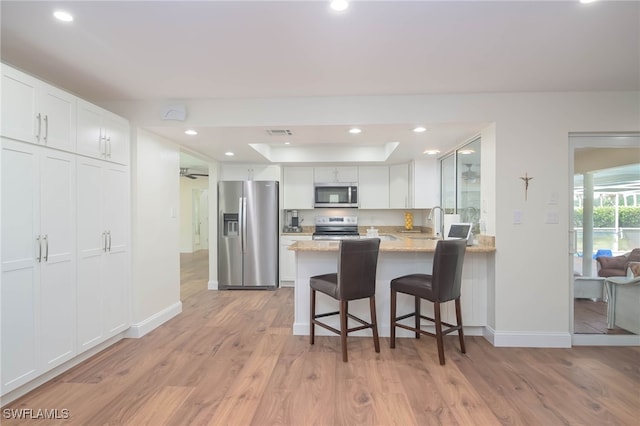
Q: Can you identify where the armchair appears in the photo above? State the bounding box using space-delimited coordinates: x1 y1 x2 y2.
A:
605 261 640 334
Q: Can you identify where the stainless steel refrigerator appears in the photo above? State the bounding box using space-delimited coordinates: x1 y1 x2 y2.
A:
218 181 279 289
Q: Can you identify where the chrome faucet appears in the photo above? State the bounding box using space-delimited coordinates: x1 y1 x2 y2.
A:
427 206 444 237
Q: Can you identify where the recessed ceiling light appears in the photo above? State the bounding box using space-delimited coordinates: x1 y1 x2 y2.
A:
348 128 362 134
53 10 74 22
459 149 475 155
413 126 427 133
284 142 291 145
579 0 598 4
423 149 440 155
184 129 198 136
225 152 234 156
330 0 349 12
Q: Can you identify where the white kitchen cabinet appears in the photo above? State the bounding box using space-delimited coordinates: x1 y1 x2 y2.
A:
1 139 77 394
412 159 439 208
221 164 281 181
314 166 358 183
389 163 411 208
280 235 312 284
358 166 390 209
77 157 130 352
1 65 76 152
283 167 314 209
77 99 130 165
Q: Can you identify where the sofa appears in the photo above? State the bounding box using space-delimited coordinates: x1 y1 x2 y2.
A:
596 248 640 277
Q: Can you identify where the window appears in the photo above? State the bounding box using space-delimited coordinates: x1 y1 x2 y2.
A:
440 137 481 233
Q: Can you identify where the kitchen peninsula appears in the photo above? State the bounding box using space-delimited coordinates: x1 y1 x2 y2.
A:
289 235 495 338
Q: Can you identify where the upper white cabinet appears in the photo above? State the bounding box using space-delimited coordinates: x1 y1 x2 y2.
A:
314 166 358 183
283 167 314 209
1 65 76 152
221 164 281 181
412 159 439 208
77 99 130 165
389 163 411 209
358 166 390 209
1 139 77 394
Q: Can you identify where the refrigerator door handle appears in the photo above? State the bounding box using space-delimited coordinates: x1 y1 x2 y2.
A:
242 197 247 253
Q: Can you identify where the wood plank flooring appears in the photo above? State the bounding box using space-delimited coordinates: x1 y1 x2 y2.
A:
2 250 639 425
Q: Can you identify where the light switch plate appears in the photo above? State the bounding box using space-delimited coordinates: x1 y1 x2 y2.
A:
513 210 523 224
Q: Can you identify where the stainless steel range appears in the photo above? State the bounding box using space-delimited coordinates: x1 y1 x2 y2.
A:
312 216 360 240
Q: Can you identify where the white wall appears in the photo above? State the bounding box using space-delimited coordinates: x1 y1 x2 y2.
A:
130 129 181 328
107 90 640 346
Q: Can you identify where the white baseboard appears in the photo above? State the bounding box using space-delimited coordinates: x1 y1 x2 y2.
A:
124 301 182 339
208 280 218 290
486 327 572 348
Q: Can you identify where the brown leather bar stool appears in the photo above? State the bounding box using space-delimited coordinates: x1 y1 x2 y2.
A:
310 238 381 362
390 239 467 365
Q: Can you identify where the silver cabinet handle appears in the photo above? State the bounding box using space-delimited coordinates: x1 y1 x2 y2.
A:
36 235 42 262
43 115 49 143
107 231 112 252
36 113 42 142
102 231 107 252
43 234 49 262
107 136 112 158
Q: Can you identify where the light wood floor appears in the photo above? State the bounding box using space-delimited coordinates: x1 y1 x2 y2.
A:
2 250 639 425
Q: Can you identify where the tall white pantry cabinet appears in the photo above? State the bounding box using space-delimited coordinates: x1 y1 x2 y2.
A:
1 64 131 396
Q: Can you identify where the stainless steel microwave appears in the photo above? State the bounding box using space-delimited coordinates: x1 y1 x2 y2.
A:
314 183 358 208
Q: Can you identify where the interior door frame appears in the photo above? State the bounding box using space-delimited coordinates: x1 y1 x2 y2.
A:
570 132 640 346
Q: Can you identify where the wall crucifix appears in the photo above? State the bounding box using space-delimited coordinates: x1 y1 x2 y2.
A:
519 172 534 201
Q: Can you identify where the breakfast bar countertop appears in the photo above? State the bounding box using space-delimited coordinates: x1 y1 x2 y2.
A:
289 233 496 253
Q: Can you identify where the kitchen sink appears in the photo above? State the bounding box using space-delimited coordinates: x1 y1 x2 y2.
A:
407 235 442 240
376 235 398 241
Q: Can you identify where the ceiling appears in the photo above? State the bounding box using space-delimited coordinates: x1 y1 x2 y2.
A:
2 1 638 168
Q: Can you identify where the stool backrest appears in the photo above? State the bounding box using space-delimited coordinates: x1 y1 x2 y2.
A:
432 239 467 302
337 238 381 300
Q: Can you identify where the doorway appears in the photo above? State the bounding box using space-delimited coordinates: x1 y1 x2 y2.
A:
570 133 640 345
193 188 209 251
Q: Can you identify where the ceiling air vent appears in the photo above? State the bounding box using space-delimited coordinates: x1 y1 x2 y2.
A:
266 129 293 136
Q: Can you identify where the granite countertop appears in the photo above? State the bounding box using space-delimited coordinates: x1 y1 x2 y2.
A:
289 232 496 253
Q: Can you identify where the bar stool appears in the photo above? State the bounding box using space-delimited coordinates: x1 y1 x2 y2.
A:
390 239 467 365
310 238 381 362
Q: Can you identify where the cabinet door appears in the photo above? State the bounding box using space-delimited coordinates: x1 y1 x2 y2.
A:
39 85 76 152
1 139 41 393
1 66 39 144
102 164 130 336
77 100 105 160
412 159 439 208
252 165 280 181
221 165 250 181
314 166 358 183
77 157 105 350
39 148 76 369
336 167 358 183
103 112 130 165
389 164 410 208
283 167 314 209
358 166 389 209
279 236 311 284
